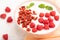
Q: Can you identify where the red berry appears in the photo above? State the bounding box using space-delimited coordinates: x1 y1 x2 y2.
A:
32 28 37 32
50 11 56 16
49 22 55 28
30 22 35 28
7 17 13 23
0 14 6 19
45 13 50 17
27 28 30 32
17 20 20 25
3 34 8 40
5 7 11 13
37 25 43 30
44 24 49 30
43 20 49 24
39 13 44 17
48 17 53 22
38 17 43 23
54 16 59 21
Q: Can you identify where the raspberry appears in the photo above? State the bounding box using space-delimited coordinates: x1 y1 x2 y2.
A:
45 13 50 17
3 34 8 40
48 17 53 22
43 20 49 24
26 28 31 32
32 28 37 32
38 17 43 23
39 13 44 17
49 22 55 28
0 14 6 19
44 24 49 30
7 17 13 23
5 7 11 13
37 25 43 30
54 16 59 21
50 11 56 16
30 22 35 28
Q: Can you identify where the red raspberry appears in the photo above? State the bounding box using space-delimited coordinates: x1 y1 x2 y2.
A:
30 22 35 28
48 17 53 22
54 16 59 21
26 28 31 32
3 34 8 40
44 24 49 30
45 13 50 17
7 17 13 23
32 28 37 32
50 11 56 16
43 20 49 24
0 14 6 19
37 25 43 30
38 17 43 23
49 22 55 28
39 13 44 17
5 7 11 13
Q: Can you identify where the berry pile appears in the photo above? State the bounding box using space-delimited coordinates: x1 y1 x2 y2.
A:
17 6 59 33
17 6 37 28
0 7 13 23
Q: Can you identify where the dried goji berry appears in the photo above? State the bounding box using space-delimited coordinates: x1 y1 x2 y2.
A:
45 13 50 17
44 24 49 30
50 11 56 16
39 13 44 17
5 7 11 13
30 22 35 28
0 14 6 19
54 15 59 21
43 19 49 24
17 20 20 25
3 34 8 40
32 28 37 32
7 17 13 23
37 25 43 30
38 17 43 23
48 17 53 22
49 22 55 28
26 28 31 32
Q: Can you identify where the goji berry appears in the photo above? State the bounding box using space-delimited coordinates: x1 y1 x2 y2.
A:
37 25 43 30
45 13 50 17
48 17 53 22
27 28 31 32
3 34 8 40
50 11 56 16
32 28 37 32
49 22 55 28
44 24 49 30
30 22 35 28
38 17 43 23
39 13 44 17
54 15 59 21
5 7 11 13
43 19 49 24
0 14 6 19
7 17 13 23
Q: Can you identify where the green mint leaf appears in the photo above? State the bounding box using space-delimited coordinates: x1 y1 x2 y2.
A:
45 6 53 10
26 2 34 9
29 2 34 7
38 4 45 8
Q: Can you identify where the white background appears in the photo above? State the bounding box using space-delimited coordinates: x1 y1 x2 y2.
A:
0 0 60 40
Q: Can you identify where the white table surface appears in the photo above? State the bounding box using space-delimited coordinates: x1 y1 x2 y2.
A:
0 0 60 40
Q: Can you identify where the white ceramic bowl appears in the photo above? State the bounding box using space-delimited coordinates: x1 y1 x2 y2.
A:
14 0 60 36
